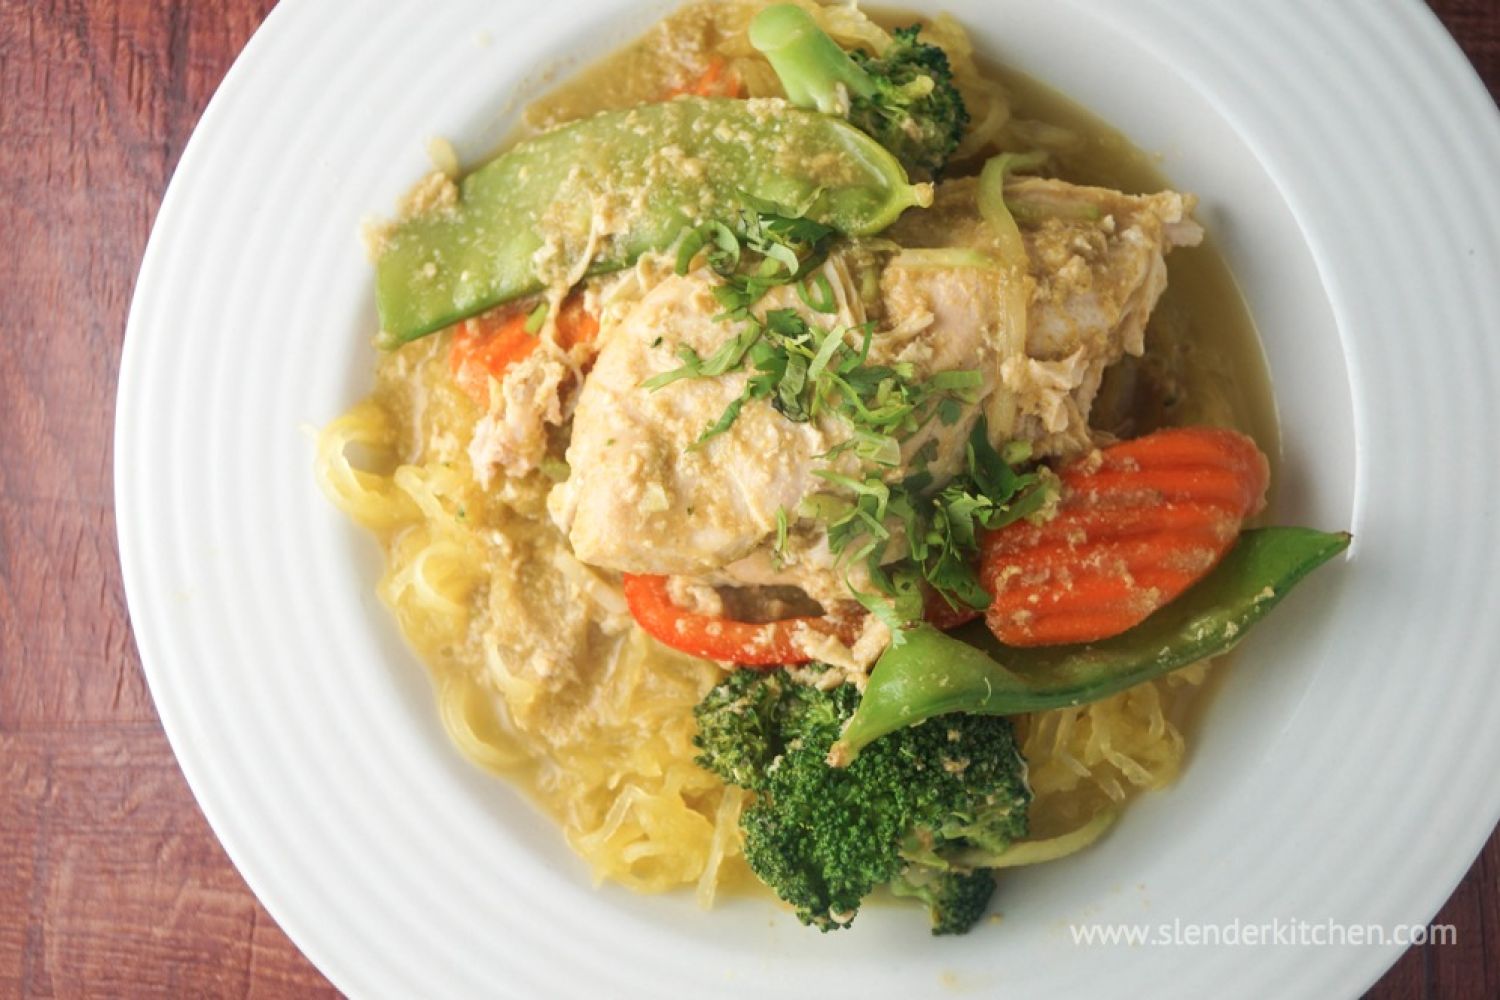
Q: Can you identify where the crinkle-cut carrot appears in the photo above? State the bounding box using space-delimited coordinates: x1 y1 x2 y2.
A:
622 573 863 666
448 295 598 403
980 427 1270 647
662 58 745 99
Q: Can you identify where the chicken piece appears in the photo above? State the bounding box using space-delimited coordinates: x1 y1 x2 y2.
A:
698 255 1011 606
876 252 1009 481
549 266 855 585
888 174 1201 456
548 249 1010 607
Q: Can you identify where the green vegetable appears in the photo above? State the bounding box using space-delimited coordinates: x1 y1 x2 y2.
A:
974 152 1045 360
522 300 548 334
748 5 875 115
672 200 838 317
889 868 997 936
1005 198 1103 225
834 527 1352 761
901 424 1056 614
375 97 930 345
693 667 1030 934
847 25 970 178
750 6 969 178
977 151 1047 258
810 419 1057 639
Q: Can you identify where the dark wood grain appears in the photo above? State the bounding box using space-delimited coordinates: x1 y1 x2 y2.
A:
0 1 1494 997
0 1 332 996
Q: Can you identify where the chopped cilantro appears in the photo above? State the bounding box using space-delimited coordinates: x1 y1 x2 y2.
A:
806 419 1058 632
796 272 838 313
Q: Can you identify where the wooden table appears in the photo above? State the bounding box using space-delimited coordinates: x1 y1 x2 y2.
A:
2 1 1496 996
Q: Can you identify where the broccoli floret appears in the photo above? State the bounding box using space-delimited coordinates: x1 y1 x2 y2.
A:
749 5 969 179
847 26 969 180
694 668 1030 934
692 667 847 791
890 866 997 936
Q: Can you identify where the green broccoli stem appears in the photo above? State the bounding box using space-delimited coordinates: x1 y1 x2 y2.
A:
749 4 876 114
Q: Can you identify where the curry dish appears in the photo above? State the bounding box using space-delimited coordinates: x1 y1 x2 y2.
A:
318 1 1346 934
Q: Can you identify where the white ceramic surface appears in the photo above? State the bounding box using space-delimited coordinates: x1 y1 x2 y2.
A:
116 1 1500 996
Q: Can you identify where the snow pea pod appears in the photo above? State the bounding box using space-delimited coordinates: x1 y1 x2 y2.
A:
375 97 931 345
834 527 1351 762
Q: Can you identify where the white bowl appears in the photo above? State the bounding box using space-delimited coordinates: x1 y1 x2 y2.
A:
116 1 1500 996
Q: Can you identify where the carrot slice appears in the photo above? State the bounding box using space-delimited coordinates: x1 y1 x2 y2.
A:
622 573 862 666
555 294 600 349
448 295 598 403
980 427 1270 647
662 58 745 99
448 307 533 401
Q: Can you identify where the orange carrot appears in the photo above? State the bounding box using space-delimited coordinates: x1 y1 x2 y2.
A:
662 58 745 100
979 427 1270 647
622 573 863 666
448 307 533 401
448 295 598 403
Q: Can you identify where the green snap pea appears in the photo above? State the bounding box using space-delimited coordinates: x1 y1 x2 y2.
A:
833 527 1351 762
375 97 930 345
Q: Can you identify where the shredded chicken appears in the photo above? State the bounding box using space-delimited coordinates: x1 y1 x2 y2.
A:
548 262 864 590
889 175 1202 457
468 345 571 484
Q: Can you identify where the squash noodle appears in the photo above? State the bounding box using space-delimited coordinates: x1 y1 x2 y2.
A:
1021 663 1211 837
315 400 418 531
317 341 751 902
